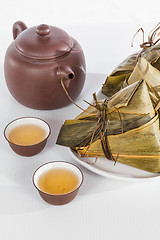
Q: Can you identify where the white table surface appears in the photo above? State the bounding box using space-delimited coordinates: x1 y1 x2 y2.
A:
1 1 160 238
1 67 160 240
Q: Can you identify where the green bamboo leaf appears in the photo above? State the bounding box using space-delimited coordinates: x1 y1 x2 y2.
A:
102 43 160 97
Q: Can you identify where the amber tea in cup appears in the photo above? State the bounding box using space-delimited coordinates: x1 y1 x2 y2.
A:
8 124 46 146
38 167 79 195
4 117 51 156
33 161 83 205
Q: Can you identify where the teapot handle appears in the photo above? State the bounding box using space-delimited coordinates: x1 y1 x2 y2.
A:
13 21 27 40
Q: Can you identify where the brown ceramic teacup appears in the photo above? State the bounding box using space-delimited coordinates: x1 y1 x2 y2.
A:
33 161 83 205
4 117 51 156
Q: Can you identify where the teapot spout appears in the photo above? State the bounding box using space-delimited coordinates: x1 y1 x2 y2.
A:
57 66 75 88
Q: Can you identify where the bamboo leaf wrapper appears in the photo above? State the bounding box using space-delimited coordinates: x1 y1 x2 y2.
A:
57 61 160 172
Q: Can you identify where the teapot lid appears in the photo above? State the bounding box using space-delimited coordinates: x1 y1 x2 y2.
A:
14 24 74 60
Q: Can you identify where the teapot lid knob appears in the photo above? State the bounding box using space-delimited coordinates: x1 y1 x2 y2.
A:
36 24 51 36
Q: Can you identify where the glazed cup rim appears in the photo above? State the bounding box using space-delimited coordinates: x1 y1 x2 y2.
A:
4 116 51 147
32 161 84 197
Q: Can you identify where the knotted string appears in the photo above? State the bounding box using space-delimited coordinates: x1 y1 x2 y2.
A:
131 22 160 59
76 94 123 164
59 63 123 164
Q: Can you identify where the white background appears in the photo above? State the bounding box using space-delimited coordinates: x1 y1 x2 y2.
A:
1 0 160 240
2 0 160 74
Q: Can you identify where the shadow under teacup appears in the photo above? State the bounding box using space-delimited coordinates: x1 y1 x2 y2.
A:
4 117 51 156
33 161 84 205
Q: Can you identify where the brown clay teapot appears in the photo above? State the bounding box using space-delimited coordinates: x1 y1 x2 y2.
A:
4 21 86 110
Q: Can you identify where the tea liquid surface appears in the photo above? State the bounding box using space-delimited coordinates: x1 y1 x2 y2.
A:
38 168 79 195
8 124 46 145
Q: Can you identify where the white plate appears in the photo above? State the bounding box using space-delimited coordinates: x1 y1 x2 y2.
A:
69 149 160 182
69 88 160 182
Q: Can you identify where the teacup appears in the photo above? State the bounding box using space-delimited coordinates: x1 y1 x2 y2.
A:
33 161 83 205
4 117 51 156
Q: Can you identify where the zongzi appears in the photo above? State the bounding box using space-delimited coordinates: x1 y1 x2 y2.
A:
57 78 160 173
102 23 160 97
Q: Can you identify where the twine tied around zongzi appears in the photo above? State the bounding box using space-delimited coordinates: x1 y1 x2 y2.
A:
59 63 123 164
131 22 160 59
83 94 123 165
